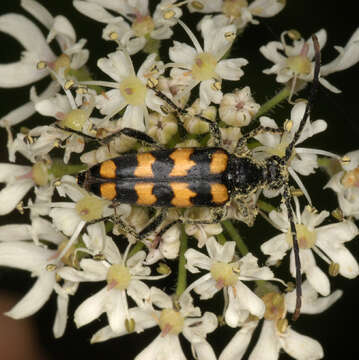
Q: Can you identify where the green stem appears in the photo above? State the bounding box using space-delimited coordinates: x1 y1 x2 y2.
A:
176 225 188 297
222 220 248 256
216 232 227 245
254 86 291 120
257 200 276 213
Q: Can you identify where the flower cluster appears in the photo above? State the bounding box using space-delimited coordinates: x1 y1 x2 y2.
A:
0 1 358 359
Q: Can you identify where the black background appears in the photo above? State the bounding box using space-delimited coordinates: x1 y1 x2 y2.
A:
0 1 358 359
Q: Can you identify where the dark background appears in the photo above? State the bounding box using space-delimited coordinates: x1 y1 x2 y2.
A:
0 1 358 359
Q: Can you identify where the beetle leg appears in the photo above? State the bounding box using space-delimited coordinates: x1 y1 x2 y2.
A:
100 127 165 149
137 208 169 240
179 206 227 225
148 84 222 147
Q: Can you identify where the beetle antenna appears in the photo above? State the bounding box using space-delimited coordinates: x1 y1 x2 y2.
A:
285 34 321 162
283 34 321 321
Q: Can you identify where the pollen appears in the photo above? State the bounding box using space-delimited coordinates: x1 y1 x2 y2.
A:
192 52 217 81
106 264 132 290
119 75 147 106
286 224 317 249
210 262 238 288
158 309 184 336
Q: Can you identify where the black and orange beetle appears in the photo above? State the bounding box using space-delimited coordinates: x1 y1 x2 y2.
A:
75 36 321 320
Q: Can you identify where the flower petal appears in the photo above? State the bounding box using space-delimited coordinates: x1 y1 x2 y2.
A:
192 340 217 360
216 58 248 81
0 179 34 215
286 281 342 314
249 0 285 17
169 41 196 66
249 320 280 360
219 321 258 360
98 50 133 82
53 292 69 338
185 248 212 272
5 271 55 319
280 328 324 360
74 287 107 328
135 334 186 360
21 0 54 29
0 241 53 272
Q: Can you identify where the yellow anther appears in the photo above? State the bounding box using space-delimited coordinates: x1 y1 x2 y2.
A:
76 86 88 95
147 77 159 88
276 318 288 333
160 105 170 115
125 318 136 333
224 31 236 41
341 155 351 165
16 201 24 215
191 1 204 10
329 262 340 277
212 81 221 91
285 281 295 292
156 262 171 275
109 32 119 40
284 119 293 132
37 61 47 70
163 9 175 19
331 208 344 221
64 79 75 90
46 263 57 271
93 253 105 261
23 135 34 145
290 186 303 197
287 29 302 41
54 179 62 187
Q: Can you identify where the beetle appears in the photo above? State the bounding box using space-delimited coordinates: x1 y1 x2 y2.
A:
75 36 321 320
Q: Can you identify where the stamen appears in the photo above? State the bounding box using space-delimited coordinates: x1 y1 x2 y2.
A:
177 19 203 53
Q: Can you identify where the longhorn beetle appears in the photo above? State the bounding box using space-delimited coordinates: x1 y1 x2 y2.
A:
75 35 321 321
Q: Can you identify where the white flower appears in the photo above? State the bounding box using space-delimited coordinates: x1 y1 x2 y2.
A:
0 219 79 338
147 112 178 144
261 203 359 296
189 0 285 30
184 208 223 248
325 150 359 219
169 17 247 108
60 238 167 334
219 282 342 360
254 101 330 201
260 28 359 93
0 0 89 126
185 237 275 322
88 51 165 131
49 175 129 262
135 288 217 360
219 87 260 127
0 161 53 215
73 0 181 54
